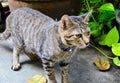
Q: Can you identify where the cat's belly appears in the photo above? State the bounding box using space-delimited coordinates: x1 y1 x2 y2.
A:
23 46 36 55
23 47 40 60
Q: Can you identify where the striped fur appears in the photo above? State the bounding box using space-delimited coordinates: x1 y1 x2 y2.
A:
0 7 91 83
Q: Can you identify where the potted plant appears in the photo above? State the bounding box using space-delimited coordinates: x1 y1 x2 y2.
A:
8 0 81 19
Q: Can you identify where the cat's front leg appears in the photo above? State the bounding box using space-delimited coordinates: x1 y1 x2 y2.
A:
42 57 57 83
59 60 72 83
12 47 21 71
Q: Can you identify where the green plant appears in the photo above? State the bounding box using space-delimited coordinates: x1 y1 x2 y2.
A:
80 0 120 67
90 26 120 67
99 26 119 47
81 0 117 37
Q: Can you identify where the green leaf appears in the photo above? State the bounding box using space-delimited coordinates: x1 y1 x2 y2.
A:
98 26 119 47
98 3 115 12
99 11 115 22
112 43 120 56
98 3 116 22
90 0 102 3
113 57 120 67
89 22 101 37
106 19 114 29
105 26 119 47
98 34 107 45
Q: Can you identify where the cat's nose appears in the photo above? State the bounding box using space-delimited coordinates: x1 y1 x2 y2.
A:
85 42 89 46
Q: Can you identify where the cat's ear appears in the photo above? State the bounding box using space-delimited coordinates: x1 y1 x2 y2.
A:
61 15 74 30
81 10 92 24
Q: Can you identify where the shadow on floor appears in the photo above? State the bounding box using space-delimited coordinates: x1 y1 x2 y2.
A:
0 41 120 83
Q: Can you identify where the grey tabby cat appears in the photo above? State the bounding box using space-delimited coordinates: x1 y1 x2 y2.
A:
0 7 91 83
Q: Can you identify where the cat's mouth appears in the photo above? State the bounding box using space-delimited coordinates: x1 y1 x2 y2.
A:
77 44 89 49
76 42 90 48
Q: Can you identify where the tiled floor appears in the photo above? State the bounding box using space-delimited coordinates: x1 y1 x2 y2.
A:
0 40 120 83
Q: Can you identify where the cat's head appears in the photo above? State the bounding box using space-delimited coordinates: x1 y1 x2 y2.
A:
59 11 92 48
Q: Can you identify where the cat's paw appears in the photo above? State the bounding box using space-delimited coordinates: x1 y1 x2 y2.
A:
11 63 21 71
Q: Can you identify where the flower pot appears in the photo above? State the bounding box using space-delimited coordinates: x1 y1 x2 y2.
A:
8 0 81 19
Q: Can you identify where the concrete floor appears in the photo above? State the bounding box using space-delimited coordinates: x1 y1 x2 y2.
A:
0 40 120 83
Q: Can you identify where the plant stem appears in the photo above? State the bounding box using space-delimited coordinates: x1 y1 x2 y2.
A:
84 0 97 24
85 0 91 10
90 44 113 59
114 0 118 8
84 0 89 10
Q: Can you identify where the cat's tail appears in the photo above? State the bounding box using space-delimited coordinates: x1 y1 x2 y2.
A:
0 27 11 40
0 14 12 40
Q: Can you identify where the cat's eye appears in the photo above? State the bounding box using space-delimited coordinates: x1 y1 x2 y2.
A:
65 35 74 38
75 34 82 38
87 31 90 35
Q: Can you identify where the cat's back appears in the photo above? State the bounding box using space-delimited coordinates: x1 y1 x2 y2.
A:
14 7 50 18
7 7 53 25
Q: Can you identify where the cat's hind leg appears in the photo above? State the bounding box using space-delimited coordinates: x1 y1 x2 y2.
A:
11 47 21 71
27 53 39 61
41 57 57 83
